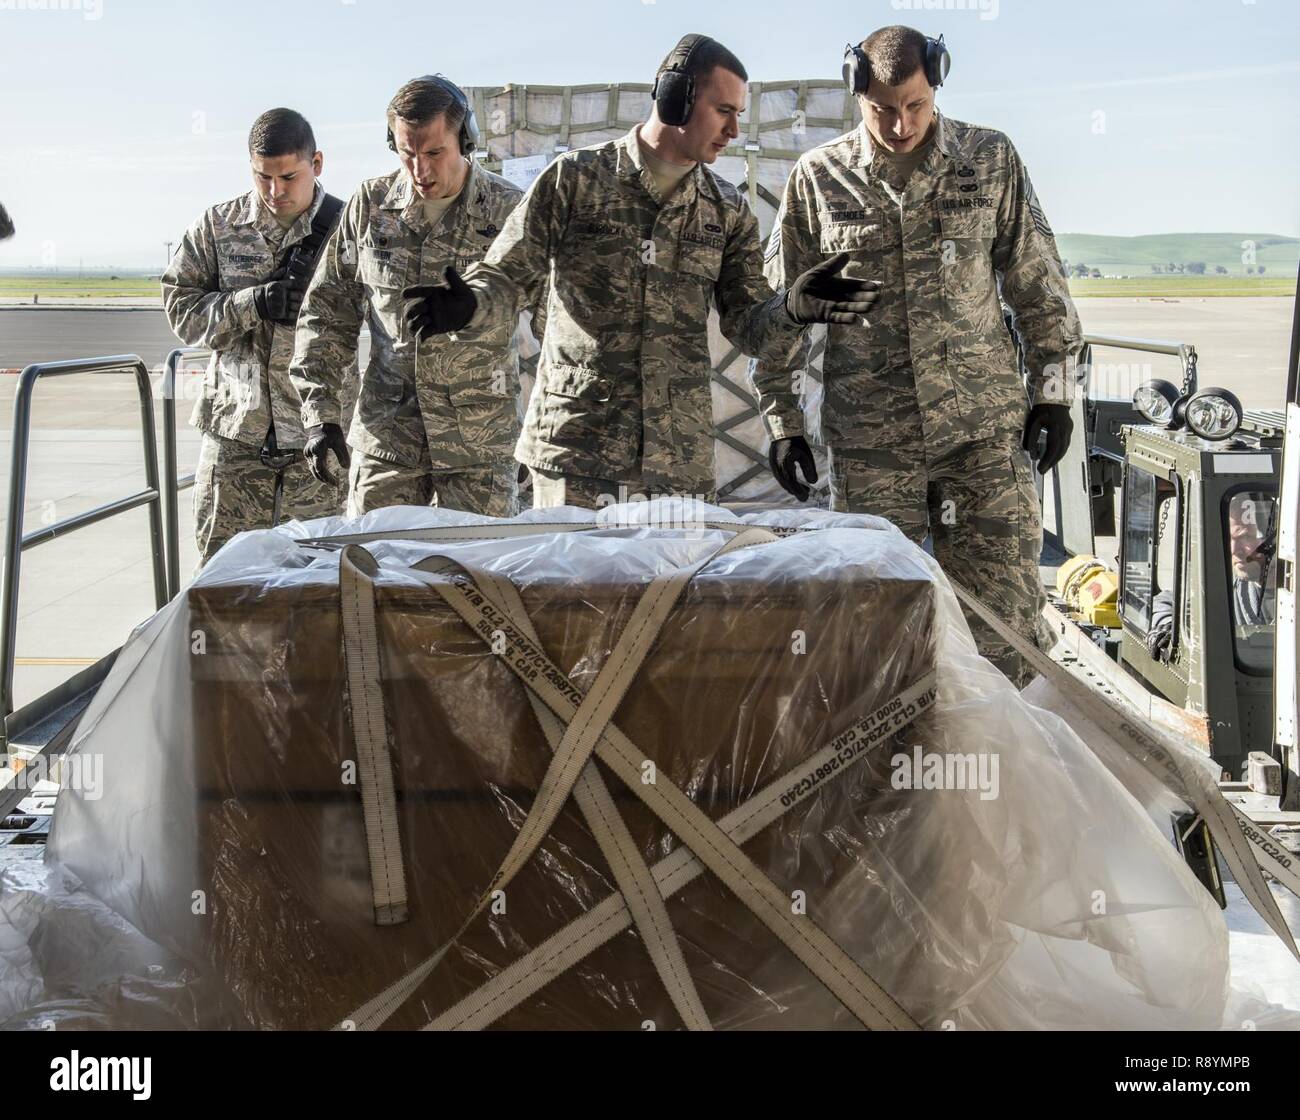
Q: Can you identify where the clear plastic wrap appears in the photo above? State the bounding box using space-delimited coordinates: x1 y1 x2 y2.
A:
0 500 1268 1029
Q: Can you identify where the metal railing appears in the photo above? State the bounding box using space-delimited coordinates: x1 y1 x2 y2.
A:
161 347 208 598
1081 334 1199 398
1 355 168 745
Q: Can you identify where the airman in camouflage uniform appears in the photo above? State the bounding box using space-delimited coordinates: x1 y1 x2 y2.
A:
290 79 523 518
163 110 348 565
753 29 1081 686
407 36 873 508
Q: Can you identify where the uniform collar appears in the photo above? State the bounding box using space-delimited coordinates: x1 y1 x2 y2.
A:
382 158 478 235
241 182 323 242
855 109 954 171
619 125 715 208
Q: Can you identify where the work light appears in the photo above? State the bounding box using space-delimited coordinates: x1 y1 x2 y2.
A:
1184 387 1243 441
1133 379 1180 427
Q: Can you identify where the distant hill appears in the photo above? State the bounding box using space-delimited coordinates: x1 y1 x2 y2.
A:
1055 233 1298 278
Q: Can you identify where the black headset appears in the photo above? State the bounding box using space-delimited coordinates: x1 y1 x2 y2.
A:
653 33 716 127
386 74 481 157
842 34 951 94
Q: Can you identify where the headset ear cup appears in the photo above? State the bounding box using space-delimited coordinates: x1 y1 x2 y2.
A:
655 71 693 127
460 106 480 155
386 128 396 153
927 37 951 87
842 44 870 95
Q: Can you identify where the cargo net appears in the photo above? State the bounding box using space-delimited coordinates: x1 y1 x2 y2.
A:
471 81 851 506
4 501 1298 1030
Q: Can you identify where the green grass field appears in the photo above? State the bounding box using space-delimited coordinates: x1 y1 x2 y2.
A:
0 276 160 299
1056 232 1299 276
1066 276 1292 298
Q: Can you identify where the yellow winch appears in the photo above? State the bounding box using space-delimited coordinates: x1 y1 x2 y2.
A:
1055 555 1121 628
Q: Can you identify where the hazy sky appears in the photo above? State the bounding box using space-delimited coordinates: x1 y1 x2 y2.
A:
2 0 1298 268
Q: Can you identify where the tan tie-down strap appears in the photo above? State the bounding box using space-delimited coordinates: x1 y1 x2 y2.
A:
951 579 1300 962
336 527 924 1031
430 555 712 1031
339 546 408 926
298 518 828 551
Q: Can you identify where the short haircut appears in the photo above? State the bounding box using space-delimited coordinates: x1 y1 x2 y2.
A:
248 108 317 161
860 25 929 88
386 77 468 136
656 35 748 87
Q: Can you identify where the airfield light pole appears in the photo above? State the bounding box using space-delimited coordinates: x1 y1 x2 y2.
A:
164 241 173 272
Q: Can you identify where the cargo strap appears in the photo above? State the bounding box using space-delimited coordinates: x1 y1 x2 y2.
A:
427 670 938 1031
337 528 762 1028
422 555 712 1031
951 578 1300 962
339 547 408 925
297 518 841 550
337 529 920 1031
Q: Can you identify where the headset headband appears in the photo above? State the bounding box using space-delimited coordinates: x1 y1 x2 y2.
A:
842 33 951 95
386 73 481 157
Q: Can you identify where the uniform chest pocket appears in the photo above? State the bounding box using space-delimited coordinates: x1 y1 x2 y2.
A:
358 246 411 291
217 249 273 289
677 238 723 282
939 207 996 243
818 221 882 254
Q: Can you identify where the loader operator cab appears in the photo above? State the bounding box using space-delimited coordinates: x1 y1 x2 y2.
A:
1040 339 1287 784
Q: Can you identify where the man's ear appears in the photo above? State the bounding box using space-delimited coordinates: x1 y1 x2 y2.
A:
311 151 323 177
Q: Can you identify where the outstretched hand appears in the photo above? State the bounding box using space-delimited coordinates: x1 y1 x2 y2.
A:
787 253 881 325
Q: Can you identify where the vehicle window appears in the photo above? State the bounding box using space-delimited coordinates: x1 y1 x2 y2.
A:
1225 490 1278 673
1122 467 1179 637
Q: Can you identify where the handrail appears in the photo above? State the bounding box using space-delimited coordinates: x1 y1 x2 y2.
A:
1081 333 1198 397
160 346 209 598
1 355 168 742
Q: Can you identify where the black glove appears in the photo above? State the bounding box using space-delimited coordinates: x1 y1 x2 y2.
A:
786 252 881 325
303 423 351 487
252 272 305 324
402 267 478 340
0 203 14 241
1022 403 1073 474
769 436 818 502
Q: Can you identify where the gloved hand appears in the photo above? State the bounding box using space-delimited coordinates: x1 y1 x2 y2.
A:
1145 619 1172 661
303 423 351 487
402 267 478 340
252 268 306 324
769 436 818 502
0 202 14 241
1022 403 1073 474
786 252 881 325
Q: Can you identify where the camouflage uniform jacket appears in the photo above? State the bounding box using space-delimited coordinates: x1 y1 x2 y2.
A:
753 113 1081 450
163 183 344 448
289 161 523 470
459 126 804 493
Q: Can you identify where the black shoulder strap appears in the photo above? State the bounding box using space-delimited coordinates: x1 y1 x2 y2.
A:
279 192 345 272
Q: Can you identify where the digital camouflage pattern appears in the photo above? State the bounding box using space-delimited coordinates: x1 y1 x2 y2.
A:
753 113 1081 448
459 126 805 498
290 160 524 491
163 183 345 450
529 466 645 511
346 452 517 519
754 113 1081 685
833 438 1054 688
194 432 344 564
